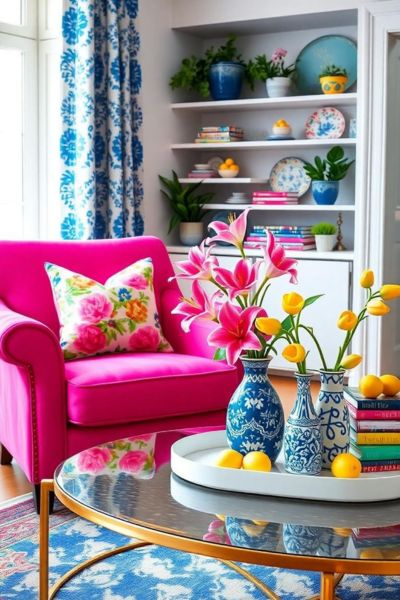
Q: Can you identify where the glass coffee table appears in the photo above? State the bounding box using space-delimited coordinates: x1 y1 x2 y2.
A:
39 428 400 600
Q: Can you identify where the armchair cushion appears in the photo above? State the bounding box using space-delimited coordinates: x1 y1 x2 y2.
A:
45 258 172 359
65 352 237 427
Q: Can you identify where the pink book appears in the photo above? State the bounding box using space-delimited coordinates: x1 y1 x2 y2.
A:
274 236 314 243
253 191 298 197
347 405 400 420
281 244 316 251
252 200 298 205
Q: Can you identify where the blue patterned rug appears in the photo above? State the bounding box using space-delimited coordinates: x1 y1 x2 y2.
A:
0 495 399 599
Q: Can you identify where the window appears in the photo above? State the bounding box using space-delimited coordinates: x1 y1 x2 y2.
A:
0 3 23 26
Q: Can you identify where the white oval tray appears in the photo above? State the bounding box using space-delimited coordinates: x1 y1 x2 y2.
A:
170 430 400 503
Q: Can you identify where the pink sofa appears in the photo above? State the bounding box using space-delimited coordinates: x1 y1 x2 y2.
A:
0 237 238 507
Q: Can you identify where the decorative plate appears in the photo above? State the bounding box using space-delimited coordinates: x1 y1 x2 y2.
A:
305 107 345 139
207 156 224 172
295 35 357 95
269 157 311 196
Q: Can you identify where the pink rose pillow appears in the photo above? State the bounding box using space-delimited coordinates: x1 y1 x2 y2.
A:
45 258 172 360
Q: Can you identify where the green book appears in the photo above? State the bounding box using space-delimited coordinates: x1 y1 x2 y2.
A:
350 443 400 460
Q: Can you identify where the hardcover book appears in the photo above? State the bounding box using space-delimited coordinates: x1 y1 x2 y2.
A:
351 430 400 445
344 387 400 410
350 443 400 460
347 404 400 420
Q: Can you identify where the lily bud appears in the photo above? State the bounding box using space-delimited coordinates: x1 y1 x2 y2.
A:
282 292 305 315
360 269 374 288
341 354 362 369
255 317 281 336
366 299 391 316
337 310 358 331
380 284 400 300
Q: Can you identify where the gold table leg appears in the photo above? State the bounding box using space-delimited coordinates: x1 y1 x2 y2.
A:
39 480 54 600
307 573 344 600
320 572 335 600
220 560 282 600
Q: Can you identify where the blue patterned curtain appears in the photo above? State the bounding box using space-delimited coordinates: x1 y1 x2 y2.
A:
60 0 144 239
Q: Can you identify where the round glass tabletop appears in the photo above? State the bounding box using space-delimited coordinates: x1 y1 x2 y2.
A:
55 428 400 565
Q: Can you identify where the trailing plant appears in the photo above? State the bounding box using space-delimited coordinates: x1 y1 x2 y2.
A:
311 222 337 235
159 171 213 232
169 35 254 98
319 64 348 78
303 146 354 181
247 48 295 81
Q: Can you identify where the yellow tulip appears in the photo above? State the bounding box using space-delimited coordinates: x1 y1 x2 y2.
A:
360 269 374 288
282 343 306 364
255 317 281 336
366 299 391 316
337 310 358 330
340 354 362 369
282 292 305 315
380 284 400 300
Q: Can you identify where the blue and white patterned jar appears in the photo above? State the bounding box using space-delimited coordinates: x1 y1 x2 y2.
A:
315 370 350 469
284 372 322 475
283 524 320 555
226 357 284 462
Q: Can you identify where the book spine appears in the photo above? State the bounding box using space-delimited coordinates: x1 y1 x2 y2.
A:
200 126 243 132
362 463 400 472
251 201 298 205
353 432 400 444
274 237 315 243
350 418 400 432
252 191 298 197
350 444 400 460
344 393 400 410
347 404 400 420
354 524 400 537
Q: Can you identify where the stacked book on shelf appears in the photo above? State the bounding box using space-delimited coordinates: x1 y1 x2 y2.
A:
194 126 244 143
352 524 400 555
252 191 299 205
245 225 315 251
346 386 400 472
187 165 217 179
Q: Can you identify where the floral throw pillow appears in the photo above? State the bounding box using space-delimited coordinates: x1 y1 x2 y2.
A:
45 258 172 360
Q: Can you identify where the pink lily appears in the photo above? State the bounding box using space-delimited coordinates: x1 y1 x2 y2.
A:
213 258 261 301
172 280 222 332
262 231 298 283
208 302 262 366
173 241 219 281
207 209 249 251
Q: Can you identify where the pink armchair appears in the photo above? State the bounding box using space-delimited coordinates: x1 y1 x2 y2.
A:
0 237 238 508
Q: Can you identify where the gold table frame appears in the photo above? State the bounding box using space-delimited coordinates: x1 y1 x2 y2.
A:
39 480 400 600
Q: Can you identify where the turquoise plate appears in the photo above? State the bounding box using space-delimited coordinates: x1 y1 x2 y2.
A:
295 35 357 95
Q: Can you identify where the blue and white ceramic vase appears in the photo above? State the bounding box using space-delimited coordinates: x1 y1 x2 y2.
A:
209 62 245 100
283 372 322 475
311 180 339 205
315 369 350 469
226 357 284 462
283 524 320 555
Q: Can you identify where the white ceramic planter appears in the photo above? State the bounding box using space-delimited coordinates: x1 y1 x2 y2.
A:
266 77 291 98
314 234 336 252
179 222 203 246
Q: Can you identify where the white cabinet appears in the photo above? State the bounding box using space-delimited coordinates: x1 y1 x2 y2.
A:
259 260 352 371
169 252 240 298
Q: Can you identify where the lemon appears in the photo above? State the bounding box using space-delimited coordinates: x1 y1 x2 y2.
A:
219 163 228 170
360 548 384 559
224 158 234 167
359 374 384 398
215 448 243 469
380 374 400 396
252 520 269 526
331 453 362 478
333 527 353 537
242 523 265 537
242 451 272 472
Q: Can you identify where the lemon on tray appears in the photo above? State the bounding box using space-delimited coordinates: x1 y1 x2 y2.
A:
242 451 272 472
215 448 243 469
331 453 362 478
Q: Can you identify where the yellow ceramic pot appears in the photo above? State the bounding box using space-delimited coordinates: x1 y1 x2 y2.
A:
320 75 348 95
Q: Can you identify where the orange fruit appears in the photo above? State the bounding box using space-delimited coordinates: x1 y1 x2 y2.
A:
331 453 362 478
360 548 384 559
224 158 234 167
219 163 228 170
215 448 243 469
359 374 384 398
333 527 353 537
380 374 400 396
242 451 272 472
229 164 239 170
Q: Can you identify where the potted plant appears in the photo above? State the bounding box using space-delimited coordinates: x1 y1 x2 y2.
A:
169 35 254 101
159 171 213 245
247 48 295 98
319 65 348 95
303 146 354 205
311 222 337 252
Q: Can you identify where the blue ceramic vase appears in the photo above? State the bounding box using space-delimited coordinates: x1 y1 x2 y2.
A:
283 524 320 555
283 372 322 475
312 180 339 205
209 62 245 101
226 357 284 462
315 370 350 469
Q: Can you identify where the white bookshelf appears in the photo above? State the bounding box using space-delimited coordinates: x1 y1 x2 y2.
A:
172 139 356 151
167 244 354 261
204 203 355 211
178 178 268 184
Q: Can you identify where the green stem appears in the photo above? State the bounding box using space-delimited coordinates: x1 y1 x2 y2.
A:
298 324 328 370
251 275 270 306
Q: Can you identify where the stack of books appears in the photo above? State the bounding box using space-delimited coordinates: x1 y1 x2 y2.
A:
187 166 217 179
252 191 299 205
346 386 400 472
245 225 315 251
194 126 244 143
352 524 400 556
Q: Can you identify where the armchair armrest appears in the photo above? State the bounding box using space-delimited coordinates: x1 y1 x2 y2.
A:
160 288 217 359
0 299 67 483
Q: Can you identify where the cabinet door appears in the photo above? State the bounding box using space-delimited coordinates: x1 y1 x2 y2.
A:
259 260 352 371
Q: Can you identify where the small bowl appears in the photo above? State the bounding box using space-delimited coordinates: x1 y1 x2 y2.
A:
272 126 291 136
194 163 210 170
218 168 240 178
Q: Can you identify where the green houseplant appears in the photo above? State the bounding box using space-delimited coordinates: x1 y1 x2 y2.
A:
169 35 254 100
319 64 349 95
311 222 338 252
247 48 295 98
159 171 214 245
303 146 354 205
